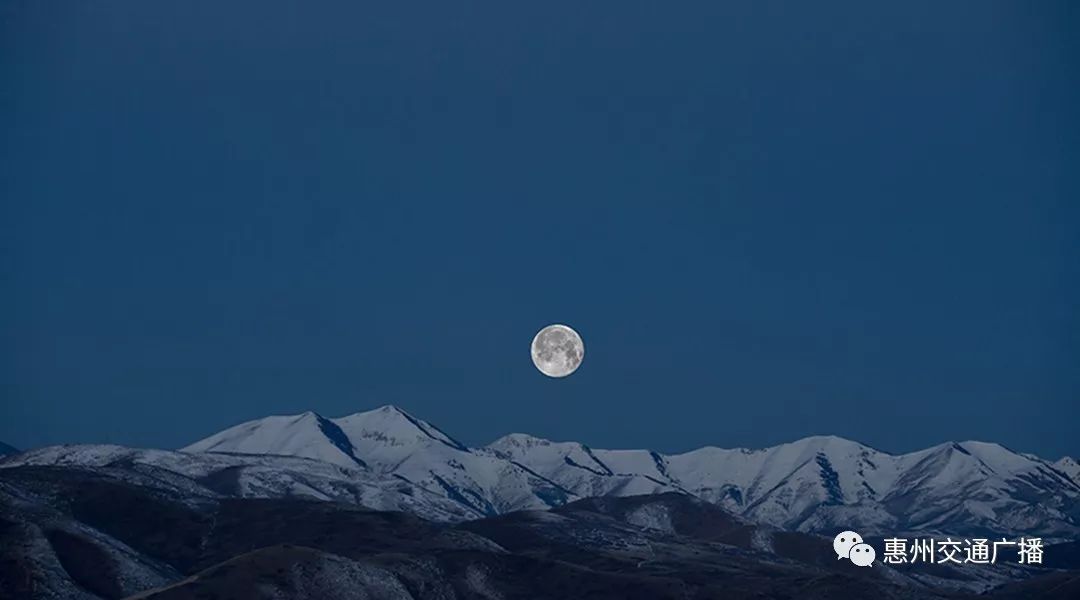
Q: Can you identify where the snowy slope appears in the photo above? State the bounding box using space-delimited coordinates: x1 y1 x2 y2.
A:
0 477 181 599
487 433 679 498
182 412 366 470
183 406 576 516
0 444 477 522
332 406 576 515
493 432 1080 538
1056 456 1080 485
40 405 1077 539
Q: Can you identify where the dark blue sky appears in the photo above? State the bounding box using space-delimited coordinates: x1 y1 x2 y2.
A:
2 1 1077 459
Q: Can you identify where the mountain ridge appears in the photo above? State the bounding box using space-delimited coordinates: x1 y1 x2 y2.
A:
172 405 1080 538
6 405 1078 540
4 467 1003 600
185 405 576 517
189 405 1066 466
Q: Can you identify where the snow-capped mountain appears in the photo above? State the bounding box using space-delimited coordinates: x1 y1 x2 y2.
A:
0 443 476 521
492 432 1080 538
185 405 576 516
184 406 1080 538
0 441 17 456
486 433 680 498
182 411 368 470
0 468 994 600
7 406 1078 540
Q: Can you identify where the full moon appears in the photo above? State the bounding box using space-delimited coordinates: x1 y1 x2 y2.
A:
531 324 584 378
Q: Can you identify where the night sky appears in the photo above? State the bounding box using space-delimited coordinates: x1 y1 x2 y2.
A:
2 1 1077 459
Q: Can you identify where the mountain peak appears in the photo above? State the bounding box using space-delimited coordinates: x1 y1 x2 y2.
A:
955 440 1008 451
785 434 859 448
337 405 427 426
930 440 1037 470
488 433 554 451
182 411 366 470
0 440 18 456
364 404 410 417
333 405 469 453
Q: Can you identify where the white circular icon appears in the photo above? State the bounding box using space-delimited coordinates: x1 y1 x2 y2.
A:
849 543 876 567
833 530 863 560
